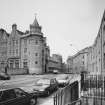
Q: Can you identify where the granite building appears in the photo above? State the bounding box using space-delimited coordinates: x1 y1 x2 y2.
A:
20 17 49 74
7 24 24 69
48 54 63 73
0 16 50 74
67 10 105 75
0 29 9 71
87 10 105 74
67 47 89 74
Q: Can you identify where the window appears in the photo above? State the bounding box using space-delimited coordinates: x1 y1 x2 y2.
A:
35 40 38 44
29 39 34 44
99 58 100 62
16 49 18 54
9 41 11 45
23 62 27 68
13 50 15 55
24 39 27 45
15 60 19 68
99 50 100 54
29 39 30 44
104 53 105 69
35 61 38 64
1 52 6 56
42 49 44 54
24 48 27 53
13 39 15 45
99 34 100 37
104 25 105 30
16 40 18 44
35 53 38 56
1 61 4 68
103 42 105 46
9 50 11 54
10 60 14 68
23 59 28 68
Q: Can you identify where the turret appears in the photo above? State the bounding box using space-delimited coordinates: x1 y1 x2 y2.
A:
30 15 42 34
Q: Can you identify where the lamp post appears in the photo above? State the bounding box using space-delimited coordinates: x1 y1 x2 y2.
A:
69 44 79 54
69 44 79 74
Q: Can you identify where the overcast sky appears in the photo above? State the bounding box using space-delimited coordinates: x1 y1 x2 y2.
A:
0 0 105 61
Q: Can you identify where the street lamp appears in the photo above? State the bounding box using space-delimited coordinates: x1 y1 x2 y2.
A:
69 44 79 54
69 44 80 74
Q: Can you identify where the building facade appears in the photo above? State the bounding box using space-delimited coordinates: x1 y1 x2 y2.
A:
73 48 88 74
0 16 50 74
20 17 49 74
67 10 105 75
66 56 73 73
48 54 63 73
67 47 89 74
7 24 24 69
0 29 9 72
87 10 105 75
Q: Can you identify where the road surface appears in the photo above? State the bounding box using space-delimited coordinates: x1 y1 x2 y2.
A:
0 73 74 105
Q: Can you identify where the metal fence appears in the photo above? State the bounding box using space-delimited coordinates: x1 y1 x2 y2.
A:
54 81 79 105
54 74 105 105
81 74 105 105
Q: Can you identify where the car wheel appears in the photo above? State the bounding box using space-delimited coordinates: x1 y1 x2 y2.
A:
30 98 36 105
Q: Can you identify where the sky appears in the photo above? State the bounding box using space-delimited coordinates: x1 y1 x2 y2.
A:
0 0 105 62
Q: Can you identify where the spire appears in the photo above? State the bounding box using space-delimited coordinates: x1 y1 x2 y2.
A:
32 13 39 27
30 14 42 35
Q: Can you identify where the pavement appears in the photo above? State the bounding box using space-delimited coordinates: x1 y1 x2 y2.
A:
38 97 54 105
0 74 80 105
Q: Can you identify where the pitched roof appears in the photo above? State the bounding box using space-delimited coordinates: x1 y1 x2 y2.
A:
32 16 39 27
17 30 24 35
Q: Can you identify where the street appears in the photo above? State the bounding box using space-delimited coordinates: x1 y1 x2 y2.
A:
0 74 71 105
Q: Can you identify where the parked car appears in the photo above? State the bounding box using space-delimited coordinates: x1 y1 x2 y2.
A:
53 70 59 74
0 88 37 105
57 76 69 87
21 84 50 97
0 72 10 80
20 85 39 96
33 78 58 97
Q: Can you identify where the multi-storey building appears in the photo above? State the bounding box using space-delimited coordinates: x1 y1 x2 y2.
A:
87 46 93 73
67 10 105 75
101 10 105 74
0 29 9 71
48 54 63 73
66 56 73 73
7 24 24 69
87 37 101 75
67 47 89 74
0 16 50 74
20 17 49 74
87 10 105 75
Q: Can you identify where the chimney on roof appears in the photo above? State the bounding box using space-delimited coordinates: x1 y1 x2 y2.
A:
12 24 17 33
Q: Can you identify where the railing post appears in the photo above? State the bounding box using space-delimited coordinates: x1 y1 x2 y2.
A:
54 95 57 105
